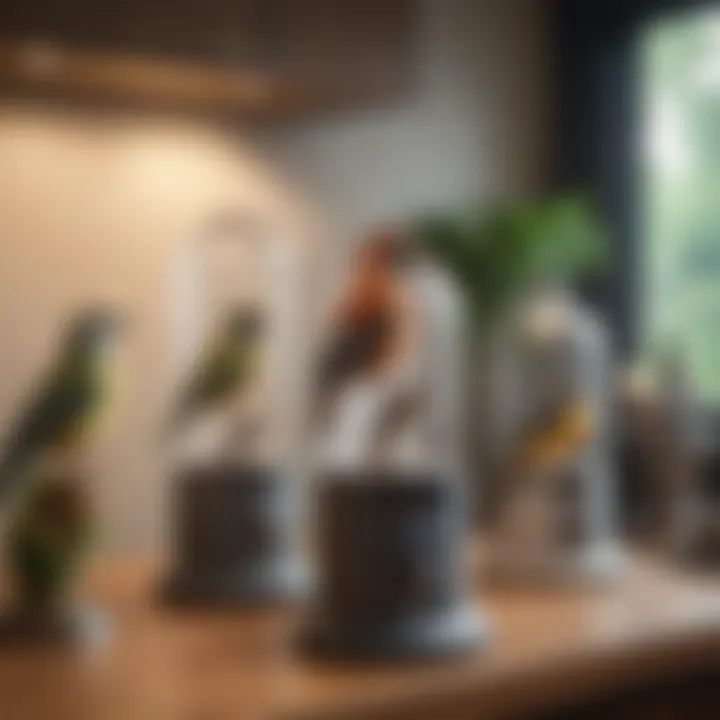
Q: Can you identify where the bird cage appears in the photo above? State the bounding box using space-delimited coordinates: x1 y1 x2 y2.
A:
297 230 486 660
160 209 306 606
490 288 623 585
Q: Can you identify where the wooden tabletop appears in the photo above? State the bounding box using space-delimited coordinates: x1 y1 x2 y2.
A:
2 552 720 720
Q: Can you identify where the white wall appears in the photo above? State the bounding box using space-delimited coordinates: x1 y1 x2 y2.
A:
258 0 549 265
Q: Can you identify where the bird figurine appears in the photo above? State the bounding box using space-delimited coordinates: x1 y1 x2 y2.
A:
316 228 411 428
0 308 124 505
168 306 264 438
514 398 592 476
7 477 93 610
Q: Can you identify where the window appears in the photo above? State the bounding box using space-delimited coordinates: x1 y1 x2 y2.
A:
642 8 720 405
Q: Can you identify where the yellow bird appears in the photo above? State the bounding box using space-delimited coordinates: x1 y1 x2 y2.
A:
515 399 592 474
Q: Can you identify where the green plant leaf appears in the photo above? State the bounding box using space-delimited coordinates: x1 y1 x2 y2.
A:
415 192 609 331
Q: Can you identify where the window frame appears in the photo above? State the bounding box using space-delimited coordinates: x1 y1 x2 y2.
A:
552 0 719 356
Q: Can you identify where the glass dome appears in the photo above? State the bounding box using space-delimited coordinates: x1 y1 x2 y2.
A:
169 209 303 468
490 287 623 584
161 208 306 606
298 229 485 661
313 230 467 479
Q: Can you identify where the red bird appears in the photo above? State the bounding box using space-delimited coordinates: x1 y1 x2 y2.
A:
316 229 411 425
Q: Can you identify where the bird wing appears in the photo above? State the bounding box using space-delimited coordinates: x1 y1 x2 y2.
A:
319 308 394 395
170 337 252 432
517 400 592 474
0 362 92 502
315 307 395 428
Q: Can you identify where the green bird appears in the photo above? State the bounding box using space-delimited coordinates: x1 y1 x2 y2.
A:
0 308 124 504
8 477 93 607
168 306 263 435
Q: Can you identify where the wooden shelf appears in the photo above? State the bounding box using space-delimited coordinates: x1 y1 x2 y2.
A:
0 41 335 117
0 0 418 117
3 549 720 718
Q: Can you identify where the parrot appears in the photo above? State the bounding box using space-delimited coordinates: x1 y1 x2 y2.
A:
167 306 263 435
514 398 592 475
7 477 93 608
0 308 124 505
315 228 411 425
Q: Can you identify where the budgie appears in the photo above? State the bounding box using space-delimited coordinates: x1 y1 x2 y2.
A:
168 306 263 435
0 308 124 504
8 478 93 607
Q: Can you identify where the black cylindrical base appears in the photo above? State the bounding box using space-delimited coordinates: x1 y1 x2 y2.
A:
296 472 487 661
160 463 305 607
0 604 110 647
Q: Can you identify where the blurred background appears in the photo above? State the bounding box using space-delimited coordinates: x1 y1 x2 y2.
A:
0 0 546 554
3 0 720 718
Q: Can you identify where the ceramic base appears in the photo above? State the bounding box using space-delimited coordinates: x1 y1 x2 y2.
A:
296 472 487 662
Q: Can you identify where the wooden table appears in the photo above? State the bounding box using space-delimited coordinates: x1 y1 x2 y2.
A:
3 554 720 719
